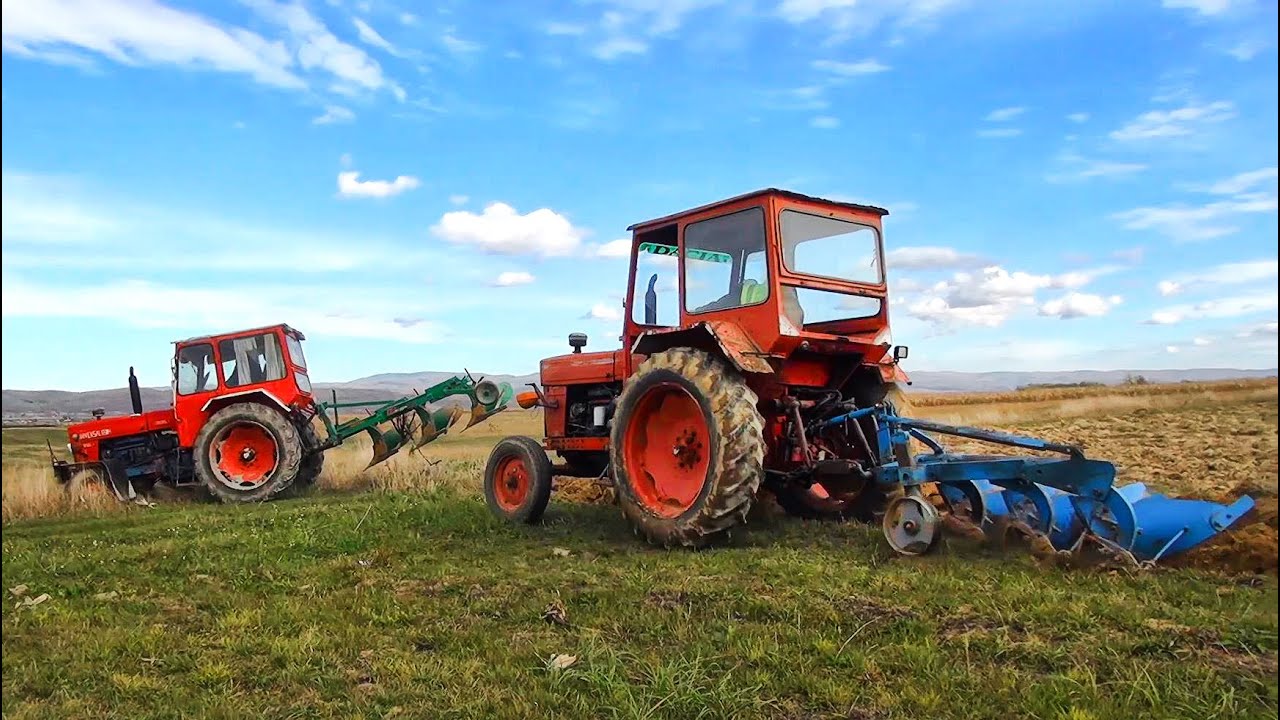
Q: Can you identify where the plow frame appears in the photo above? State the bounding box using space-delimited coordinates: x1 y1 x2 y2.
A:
314 373 514 468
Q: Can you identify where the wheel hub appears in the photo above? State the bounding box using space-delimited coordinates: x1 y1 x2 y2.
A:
883 494 942 556
671 429 704 470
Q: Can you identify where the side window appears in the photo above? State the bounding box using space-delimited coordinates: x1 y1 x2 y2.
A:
219 333 287 388
630 226 679 327
176 344 217 395
684 207 768 314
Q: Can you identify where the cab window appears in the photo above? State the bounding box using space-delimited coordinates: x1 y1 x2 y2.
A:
219 332 287 388
175 343 217 395
683 207 769 314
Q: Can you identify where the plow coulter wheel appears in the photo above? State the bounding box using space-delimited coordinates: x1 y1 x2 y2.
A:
610 348 764 548
883 494 942 556
194 403 303 503
484 436 553 523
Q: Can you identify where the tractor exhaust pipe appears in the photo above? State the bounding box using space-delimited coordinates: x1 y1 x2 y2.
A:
128 367 143 415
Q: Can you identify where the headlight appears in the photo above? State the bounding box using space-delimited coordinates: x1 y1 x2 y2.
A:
295 371 312 394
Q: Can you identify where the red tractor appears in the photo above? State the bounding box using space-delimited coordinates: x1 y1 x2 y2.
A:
482 188 1256 564
484 189 910 544
53 323 509 504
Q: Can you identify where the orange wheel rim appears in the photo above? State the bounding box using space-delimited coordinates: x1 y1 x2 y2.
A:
493 455 530 511
210 421 278 489
622 381 710 518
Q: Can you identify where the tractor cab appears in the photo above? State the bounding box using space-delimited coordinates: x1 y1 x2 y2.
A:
170 324 314 447
623 189 892 351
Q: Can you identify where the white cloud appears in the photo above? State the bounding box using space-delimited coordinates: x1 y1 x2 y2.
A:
1 0 303 87
399 12 417 26
1193 336 1212 346
1157 259 1278 295
1236 321 1279 338
545 22 587 36
1038 292 1122 319
810 115 840 129
1112 195 1277 242
312 104 355 124
336 170 421 198
811 58 890 76
593 238 632 258
1067 112 1090 123
1197 167 1278 195
1050 265 1123 289
492 271 535 287
592 36 647 60
1162 0 1237 16
448 194 470 206
1045 152 1146 183
776 0 964 39
985 106 1026 122
1146 291 1278 324
441 31 481 55
976 127 1022 138
352 18 405 58
1109 100 1236 141
1 276 444 344
431 203 584 257
583 302 622 321
247 0 402 100
1166 345 1180 353
886 246 985 270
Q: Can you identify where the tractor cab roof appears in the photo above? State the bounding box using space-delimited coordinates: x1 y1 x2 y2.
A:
626 188 889 232
174 323 304 346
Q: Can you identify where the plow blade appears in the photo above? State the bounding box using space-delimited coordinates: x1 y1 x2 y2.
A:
462 381 514 431
1072 484 1256 562
365 426 408 469
939 477 1256 563
413 406 463 449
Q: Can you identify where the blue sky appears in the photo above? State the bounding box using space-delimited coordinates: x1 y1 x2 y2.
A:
2 0 1277 391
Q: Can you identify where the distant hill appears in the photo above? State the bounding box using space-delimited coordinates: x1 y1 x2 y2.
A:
3 368 1273 423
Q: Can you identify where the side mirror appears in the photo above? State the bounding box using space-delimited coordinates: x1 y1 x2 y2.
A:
893 345 909 362
569 333 588 354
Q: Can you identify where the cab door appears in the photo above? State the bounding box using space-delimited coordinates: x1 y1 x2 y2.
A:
171 341 222 447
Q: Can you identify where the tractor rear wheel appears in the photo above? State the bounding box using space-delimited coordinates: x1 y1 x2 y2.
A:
610 348 764 548
195 403 303 503
484 436 553 524
283 420 325 497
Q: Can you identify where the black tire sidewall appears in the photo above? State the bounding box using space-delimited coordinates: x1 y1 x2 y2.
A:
610 367 721 524
195 403 302 503
484 436 553 524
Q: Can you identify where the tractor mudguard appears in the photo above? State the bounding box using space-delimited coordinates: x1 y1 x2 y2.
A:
631 321 775 375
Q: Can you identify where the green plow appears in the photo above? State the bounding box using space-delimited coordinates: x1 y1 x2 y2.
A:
316 374 514 469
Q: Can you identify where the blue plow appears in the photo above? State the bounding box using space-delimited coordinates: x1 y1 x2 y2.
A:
827 406 1258 564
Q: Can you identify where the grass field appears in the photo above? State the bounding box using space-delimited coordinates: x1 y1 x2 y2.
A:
2 380 1277 719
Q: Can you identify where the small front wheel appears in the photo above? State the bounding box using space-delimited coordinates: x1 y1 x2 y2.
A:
484 436 553 524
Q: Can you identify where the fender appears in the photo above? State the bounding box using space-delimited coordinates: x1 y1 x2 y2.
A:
201 389 290 414
632 321 775 375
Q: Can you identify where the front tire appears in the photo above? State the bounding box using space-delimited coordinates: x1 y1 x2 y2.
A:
610 348 765 548
195 403 303 503
484 436 553 524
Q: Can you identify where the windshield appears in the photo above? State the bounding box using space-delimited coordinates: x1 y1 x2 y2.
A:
780 209 883 285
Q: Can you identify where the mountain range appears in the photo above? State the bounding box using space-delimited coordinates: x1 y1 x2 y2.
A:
4 367 1275 423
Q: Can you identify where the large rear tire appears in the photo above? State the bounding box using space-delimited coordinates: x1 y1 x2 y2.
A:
610 348 765 548
282 419 325 498
195 403 303 503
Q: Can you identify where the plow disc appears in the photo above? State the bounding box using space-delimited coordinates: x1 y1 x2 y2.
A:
319 374 513 470
861 409 1258 566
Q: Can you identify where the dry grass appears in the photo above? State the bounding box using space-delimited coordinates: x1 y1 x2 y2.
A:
3 382 1276 529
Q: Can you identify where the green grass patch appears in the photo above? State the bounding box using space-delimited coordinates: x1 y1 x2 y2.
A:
3 490 1276 719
